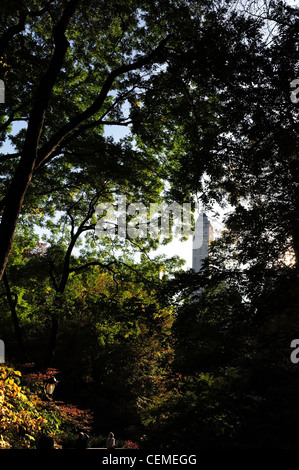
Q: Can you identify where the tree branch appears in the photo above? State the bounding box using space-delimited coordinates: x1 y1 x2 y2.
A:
69 260 116 274
0 101 30 133
0 152 21 163
35 34 172 169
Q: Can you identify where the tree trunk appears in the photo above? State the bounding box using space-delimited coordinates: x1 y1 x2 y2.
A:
3 270 27 361
43 314 59 369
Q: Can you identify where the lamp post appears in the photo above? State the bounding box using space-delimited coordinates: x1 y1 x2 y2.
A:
43 376 58 400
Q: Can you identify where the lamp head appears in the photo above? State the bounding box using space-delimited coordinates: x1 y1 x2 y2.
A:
44 376 59 397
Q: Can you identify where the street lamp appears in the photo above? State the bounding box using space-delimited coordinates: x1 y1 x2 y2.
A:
43 376 58 399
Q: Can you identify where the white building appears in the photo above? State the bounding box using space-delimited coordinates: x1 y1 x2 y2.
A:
192 213 213 272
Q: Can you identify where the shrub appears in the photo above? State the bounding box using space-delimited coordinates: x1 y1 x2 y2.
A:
0 365 93 448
